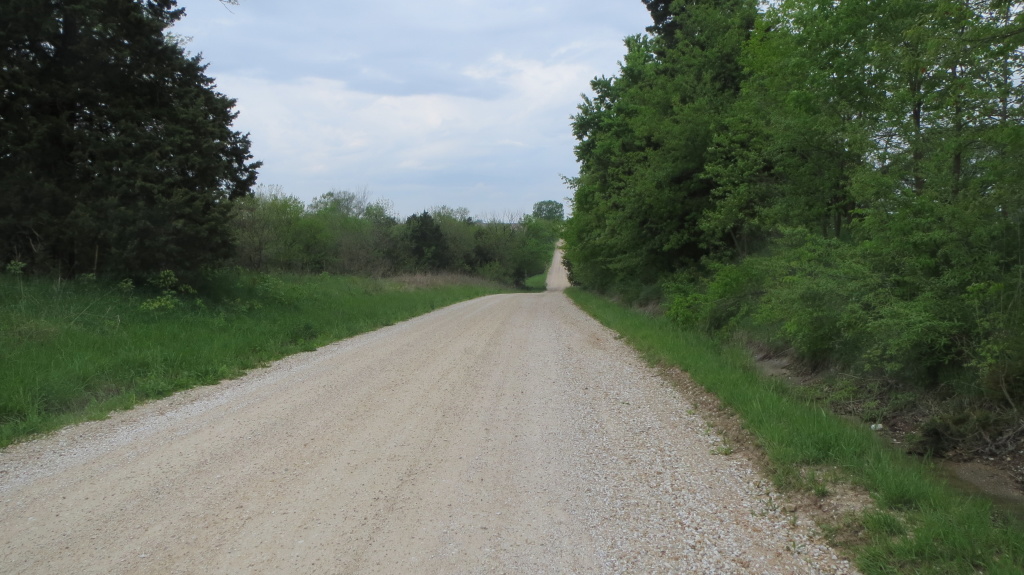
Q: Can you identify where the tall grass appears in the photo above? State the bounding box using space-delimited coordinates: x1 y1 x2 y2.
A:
0 270 505 447
566 287 1024 575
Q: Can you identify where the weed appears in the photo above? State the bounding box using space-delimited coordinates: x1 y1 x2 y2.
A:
785 539 806 555
754 493 780 516
812 480 831 498
5 260 26 275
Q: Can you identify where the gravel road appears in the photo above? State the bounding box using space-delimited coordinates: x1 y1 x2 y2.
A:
0 252 857 574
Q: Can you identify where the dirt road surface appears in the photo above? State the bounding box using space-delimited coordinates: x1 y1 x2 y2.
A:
0 251 856 574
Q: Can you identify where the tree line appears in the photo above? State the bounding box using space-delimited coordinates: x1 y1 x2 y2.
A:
232 187 562 286
565 0 1024 410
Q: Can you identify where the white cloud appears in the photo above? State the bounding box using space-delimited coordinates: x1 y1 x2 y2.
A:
463 54 593 111
225 52 587 177
175 0 653 216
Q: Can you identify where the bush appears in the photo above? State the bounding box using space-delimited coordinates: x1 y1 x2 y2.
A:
666 229 974 384
666 256 770 333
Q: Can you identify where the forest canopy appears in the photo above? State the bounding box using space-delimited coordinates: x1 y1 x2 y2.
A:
564 0 1024 411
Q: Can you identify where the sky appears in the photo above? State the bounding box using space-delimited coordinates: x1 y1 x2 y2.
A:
171 0 653 219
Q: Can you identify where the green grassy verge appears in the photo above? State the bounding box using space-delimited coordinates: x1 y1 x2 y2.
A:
524 241 560 291
566 287 1024 575
0 271 505 448
524 273 546 291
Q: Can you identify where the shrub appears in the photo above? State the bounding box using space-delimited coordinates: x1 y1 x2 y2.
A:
666 257 769 333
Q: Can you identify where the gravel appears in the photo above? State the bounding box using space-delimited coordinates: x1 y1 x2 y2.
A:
0 252 858 574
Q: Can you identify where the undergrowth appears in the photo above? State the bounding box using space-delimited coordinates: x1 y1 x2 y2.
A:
0 269 506 447
567 287 1024 575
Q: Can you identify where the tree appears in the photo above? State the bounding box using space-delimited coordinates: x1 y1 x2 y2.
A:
701 0 877 254
0 0 260 277
230 185 307 272
430 205 475 272
564 0 757 293
531 200 564 222
404 212 450 271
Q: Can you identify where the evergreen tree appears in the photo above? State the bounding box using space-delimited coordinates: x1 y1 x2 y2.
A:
0 0 259 277
404 212 450 271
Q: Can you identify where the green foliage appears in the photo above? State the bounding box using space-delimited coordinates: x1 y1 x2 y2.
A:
701 1 872 252
964 280 1024 409
138 270 197 312
566 0 1024 408
531 200 564 222
0 0 259 277
523 273 547 291
564 0 757 294
227 188 560 287
5 261 26 276
404 212 450 271
666 229 972 382
665 257 769 333
750 234 871 368
431 205 476 273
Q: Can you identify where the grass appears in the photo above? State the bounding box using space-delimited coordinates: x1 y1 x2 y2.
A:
566 287 1024 575
524 241 560 291
0 269 506 447
524 273 547 291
